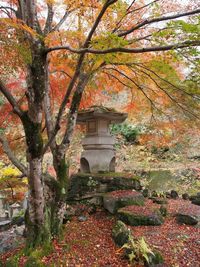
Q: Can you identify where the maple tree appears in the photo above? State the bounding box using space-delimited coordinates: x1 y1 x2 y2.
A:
0 0 200 248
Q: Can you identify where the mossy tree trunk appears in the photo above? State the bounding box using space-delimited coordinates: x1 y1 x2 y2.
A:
21 42 52 247
50 154 69 236
42 72 90 238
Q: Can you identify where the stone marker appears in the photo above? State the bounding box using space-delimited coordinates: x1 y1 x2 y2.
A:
77 106 127 173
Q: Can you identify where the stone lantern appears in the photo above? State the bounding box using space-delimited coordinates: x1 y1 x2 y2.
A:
77 106 127 173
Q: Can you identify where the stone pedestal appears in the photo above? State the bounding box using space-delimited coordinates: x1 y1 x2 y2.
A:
77 106 127 173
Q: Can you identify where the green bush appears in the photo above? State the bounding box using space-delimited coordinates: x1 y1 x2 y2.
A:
110 123 140 143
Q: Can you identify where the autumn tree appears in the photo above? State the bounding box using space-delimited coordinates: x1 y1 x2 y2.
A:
0 0 200 247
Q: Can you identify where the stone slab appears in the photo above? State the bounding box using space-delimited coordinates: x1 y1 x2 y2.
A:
103 190 144 214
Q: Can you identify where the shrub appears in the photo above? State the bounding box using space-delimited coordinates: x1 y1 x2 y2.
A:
110 123 140 143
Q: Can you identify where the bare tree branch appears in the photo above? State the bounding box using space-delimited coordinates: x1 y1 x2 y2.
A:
113 0 136 32
44 3 54 34
129 0 159 14
46 40 200 55
133 63 200 100
118 8 200 37
0 134 27 176
51 10 73 32
0 6 17 18
84 0 118 47
0 6 16 13
103 70 132 89
50 70 72 79
131 66 200 118
0 80 24 117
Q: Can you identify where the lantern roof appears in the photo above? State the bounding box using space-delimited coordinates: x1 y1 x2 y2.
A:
77 105 127 123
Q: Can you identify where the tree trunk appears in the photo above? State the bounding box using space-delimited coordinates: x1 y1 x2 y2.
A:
47 73 90 236
49 153 69 237
22 45 52 247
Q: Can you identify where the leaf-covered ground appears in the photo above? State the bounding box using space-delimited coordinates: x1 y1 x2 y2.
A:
1 199 200 266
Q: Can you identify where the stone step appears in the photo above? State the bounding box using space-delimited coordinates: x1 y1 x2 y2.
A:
117 202 164 226
103 190 145 214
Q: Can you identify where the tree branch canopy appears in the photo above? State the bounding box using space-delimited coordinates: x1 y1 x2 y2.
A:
46 40 200 55
118 8 200 36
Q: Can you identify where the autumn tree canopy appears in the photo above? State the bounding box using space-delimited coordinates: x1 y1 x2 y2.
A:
0 0 200 247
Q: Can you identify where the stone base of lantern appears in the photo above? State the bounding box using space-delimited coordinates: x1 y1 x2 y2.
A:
80 149 116 173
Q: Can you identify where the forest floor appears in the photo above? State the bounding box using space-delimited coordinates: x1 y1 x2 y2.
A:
1 199 200 267
1 133 200 266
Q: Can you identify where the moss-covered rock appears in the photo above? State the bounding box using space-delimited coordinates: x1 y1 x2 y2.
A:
112 220 131 247
118 205 164 226
152 198 168 205
159 205 168 217
191 197 200 206
176 213 199 225
144 250 164 267
67 172 141 201
103 190 144 214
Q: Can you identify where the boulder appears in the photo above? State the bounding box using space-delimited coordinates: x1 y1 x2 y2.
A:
192 198 200 206
189 195 200 206
118 204 164 226
103 190 145 214
189 195 197 201
11 216 24 226
0 220 11 232
144 250 164 267
63 205 76 223
182 193 189 200
78 215 87 222
160 205 168 217
175 202 200 225
176 213 199 225
0 225 25 253
142 189 149 197
112 220 131 247
170 190 178 199
152 198 168 205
